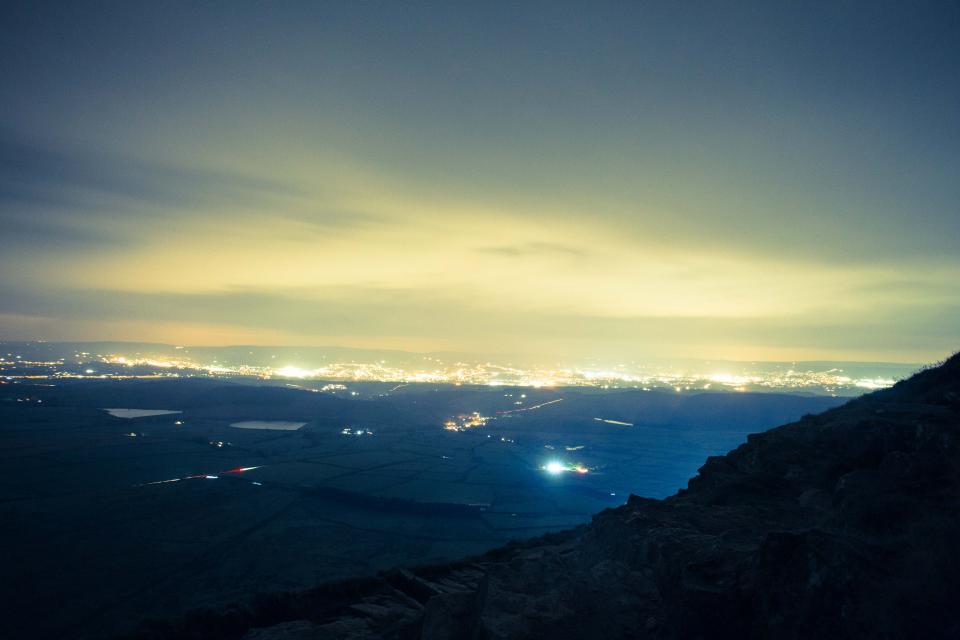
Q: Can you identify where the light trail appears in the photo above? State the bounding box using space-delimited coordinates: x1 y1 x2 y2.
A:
139 474 208 486
496 398 563 415
593 418 634 426
137 465 263 486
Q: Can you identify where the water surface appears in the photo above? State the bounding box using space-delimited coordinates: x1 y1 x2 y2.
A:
230 420 307 430
104 408 182 418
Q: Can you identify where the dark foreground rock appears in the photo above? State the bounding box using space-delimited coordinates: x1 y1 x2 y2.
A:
126 353 960 640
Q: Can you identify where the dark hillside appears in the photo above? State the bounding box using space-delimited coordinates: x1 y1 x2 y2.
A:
126 352 960 639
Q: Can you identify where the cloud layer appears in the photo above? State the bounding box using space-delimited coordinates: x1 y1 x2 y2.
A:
1 2 958 362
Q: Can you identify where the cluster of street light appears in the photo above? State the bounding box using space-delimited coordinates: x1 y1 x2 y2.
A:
0 349 907 397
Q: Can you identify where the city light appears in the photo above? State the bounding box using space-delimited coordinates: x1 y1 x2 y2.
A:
542 460 590 475
0 348 910 396
444 412 490 431
275 366 311 378
545 461 566 475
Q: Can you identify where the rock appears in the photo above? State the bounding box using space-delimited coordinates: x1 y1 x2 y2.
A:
419 589 483 640
242 620 324 639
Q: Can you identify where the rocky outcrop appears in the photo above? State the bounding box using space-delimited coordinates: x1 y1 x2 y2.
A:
129 353 960 640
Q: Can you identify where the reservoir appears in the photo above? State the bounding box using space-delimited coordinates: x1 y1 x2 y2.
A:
230 420 307 430
104 408 182 418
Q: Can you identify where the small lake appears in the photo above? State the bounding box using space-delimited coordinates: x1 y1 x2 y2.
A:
230 421 307 431
104 408 182 418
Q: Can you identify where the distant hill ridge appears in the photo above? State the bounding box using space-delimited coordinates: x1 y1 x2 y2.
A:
126 352 960 640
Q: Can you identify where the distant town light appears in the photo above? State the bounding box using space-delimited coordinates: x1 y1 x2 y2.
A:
545 461 565 475
276 366 311 378
542 460 589 475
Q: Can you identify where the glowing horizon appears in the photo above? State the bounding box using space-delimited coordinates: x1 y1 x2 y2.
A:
1 4 957 364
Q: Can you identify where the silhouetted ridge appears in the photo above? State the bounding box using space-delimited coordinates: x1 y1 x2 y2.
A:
124 352 960 640
872 350 960 405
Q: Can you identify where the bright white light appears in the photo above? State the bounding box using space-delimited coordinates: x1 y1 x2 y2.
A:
545 461 565 475
276 366 310 378
709 373 748 385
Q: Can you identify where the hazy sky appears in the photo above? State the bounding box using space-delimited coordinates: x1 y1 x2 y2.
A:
1 2 958 363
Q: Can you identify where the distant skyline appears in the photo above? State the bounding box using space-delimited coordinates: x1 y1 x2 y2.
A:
1 2 958 364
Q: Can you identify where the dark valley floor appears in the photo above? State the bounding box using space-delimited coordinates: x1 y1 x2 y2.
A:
127 352 960 639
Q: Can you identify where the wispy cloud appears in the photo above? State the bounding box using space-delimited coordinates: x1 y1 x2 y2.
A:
478 242 588 259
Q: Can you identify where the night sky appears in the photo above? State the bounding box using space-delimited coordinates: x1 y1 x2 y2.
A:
1 2 958 362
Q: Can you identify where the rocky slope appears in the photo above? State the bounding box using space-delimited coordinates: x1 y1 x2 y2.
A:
129 353 960 640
